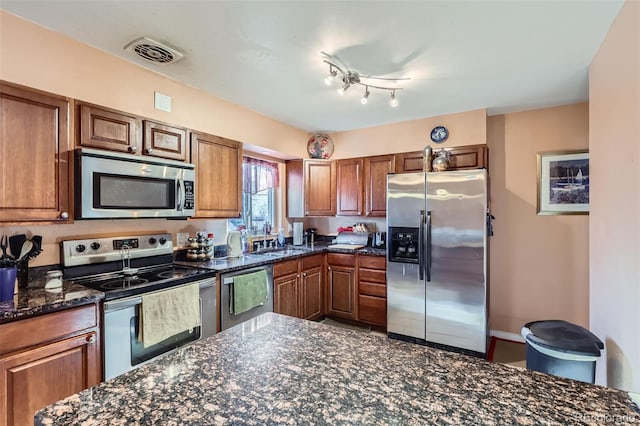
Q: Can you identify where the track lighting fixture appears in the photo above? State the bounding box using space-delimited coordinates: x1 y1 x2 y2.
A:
321 51 409 107
361 86 370 104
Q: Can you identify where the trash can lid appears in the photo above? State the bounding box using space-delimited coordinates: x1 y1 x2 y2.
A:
523 320 604 357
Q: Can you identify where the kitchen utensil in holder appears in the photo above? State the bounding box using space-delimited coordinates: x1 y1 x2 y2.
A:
17 262 29 289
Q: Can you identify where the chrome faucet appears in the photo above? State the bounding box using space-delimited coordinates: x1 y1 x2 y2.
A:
120 244 137 275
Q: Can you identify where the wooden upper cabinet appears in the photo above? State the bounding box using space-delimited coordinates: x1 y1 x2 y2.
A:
304 160 336 216
79 104 141 154
364 154 395 217
395 151 425 173
336 158 363 216
396 144 488 173
143 120 188 161
0 82 71 223
190 132 242 218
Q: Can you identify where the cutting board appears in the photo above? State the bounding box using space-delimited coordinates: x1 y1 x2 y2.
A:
328 244 365 250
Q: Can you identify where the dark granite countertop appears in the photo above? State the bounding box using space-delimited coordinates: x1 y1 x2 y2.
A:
178 242 385 274
35 313 639 425
0 270 104 324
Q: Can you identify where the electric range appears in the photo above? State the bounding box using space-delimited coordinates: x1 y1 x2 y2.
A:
61 233 216 301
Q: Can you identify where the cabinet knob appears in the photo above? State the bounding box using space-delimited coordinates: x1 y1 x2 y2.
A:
86 335 96 344
145 148 153 154
128 146 137 153
60 211 69 220
303 272 307 277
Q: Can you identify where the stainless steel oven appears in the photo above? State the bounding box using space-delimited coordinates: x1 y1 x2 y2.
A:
103 278 216 380
62 233 218 381
220 265 273 331
75 148 195 219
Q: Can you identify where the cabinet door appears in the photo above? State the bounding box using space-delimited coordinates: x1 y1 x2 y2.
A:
336 158 363 216
395 151 424 173
357 295 387 326
327 265 356 319
0 332 100 426
300 266 323 320
143 120 187 161
79 104 141 153
191 132 242 218
0 83 71 223
364 154 395 217
396 145 488 173
274 273 299 318
304 160 336 216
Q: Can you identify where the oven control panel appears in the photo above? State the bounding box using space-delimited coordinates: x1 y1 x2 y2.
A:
114 238 139 250
61 233 173 267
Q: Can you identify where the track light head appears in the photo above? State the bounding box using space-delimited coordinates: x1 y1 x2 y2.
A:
324 66 337 86
361 87 370 104
390 90 399 107
338 82 350 95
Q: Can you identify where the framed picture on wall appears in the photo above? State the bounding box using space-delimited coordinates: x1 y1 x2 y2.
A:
537 150 589 215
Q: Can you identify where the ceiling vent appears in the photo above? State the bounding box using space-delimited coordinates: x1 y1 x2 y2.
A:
123 37 184 64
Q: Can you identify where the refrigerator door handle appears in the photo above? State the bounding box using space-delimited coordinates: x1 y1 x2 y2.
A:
426 210 432 282
419 209 425 281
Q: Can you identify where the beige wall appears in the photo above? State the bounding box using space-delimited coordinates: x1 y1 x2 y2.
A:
0 11 308 157
0 11 307 263
589 0 640 393
487 104 590 335
331 109 487 159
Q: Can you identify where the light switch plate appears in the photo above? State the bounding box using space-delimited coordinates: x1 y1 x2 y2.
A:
154 91 172 112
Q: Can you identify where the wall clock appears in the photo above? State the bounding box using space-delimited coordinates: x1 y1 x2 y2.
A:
430 126 449 143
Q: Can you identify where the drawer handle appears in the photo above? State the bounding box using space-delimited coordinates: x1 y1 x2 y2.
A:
86 335 96 344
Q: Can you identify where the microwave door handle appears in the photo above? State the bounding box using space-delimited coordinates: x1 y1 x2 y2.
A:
176 179 184 211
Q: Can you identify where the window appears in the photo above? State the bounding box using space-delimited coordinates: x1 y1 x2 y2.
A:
228 157 279 234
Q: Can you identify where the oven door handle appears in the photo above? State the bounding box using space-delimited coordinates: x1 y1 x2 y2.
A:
104 279 216 313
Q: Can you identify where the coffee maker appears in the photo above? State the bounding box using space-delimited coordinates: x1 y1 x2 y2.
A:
372 232 387 249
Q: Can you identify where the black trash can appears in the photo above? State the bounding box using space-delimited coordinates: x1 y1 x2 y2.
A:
521 320 604 384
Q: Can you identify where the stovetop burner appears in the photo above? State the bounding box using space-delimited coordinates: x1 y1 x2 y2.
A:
101 277 150 290
69 263 217 300
61 233 218 301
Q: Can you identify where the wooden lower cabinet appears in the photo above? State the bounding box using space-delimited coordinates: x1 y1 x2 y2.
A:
274 272 300 318
300 264 323 320
0 304 102 426
273 254 324 321
357 255 387 327
326 253 356 320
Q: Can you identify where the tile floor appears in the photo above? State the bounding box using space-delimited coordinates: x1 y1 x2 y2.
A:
320 318 527 368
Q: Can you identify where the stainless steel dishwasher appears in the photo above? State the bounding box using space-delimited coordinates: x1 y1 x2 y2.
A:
220 265 274 331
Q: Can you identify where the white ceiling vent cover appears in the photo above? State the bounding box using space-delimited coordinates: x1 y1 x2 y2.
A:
124 37 184 64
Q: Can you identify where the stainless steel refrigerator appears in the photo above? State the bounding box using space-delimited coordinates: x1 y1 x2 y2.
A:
386 169 489 356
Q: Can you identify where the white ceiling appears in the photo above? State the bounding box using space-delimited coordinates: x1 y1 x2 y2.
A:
1 1 624 133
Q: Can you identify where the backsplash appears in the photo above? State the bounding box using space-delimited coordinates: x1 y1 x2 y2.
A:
0 218 230 267
305 217 386 236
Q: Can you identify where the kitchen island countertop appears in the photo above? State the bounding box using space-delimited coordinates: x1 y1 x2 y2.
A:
36 313 640 425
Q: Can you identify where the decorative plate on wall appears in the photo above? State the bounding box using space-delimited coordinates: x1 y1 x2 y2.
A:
307 134 334 159
430 126 449 143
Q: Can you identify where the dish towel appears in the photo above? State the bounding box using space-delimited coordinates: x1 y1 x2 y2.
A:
140 283 200 348
232 270 268 315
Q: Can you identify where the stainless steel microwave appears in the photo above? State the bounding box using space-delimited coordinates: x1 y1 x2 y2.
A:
75 148 195 219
